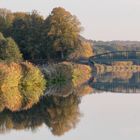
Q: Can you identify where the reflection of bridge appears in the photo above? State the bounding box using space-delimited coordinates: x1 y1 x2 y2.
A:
89 72 140 93
89 51 140 65
90 82 140 93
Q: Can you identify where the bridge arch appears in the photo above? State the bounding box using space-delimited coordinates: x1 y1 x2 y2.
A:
89 51 140 65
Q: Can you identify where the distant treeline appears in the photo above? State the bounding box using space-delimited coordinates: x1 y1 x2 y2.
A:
89 40 140 55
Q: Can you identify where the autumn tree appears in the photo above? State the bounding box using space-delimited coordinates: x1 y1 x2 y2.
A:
43 7 82 60
67 39 94 61
0 8 86 62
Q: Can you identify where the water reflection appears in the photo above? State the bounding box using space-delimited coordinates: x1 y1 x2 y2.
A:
90 70 140 93
0 74 94 136
0 94 81 136
1 64 140 136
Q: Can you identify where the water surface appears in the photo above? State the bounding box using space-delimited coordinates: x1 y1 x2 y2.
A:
1 70 140 140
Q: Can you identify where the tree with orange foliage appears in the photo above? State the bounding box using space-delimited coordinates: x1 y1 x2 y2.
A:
43 7 82 60
67 40 94 61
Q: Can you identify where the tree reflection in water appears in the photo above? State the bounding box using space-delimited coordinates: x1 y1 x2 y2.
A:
1 64 140 136
90 71 140 93
0 94 81 136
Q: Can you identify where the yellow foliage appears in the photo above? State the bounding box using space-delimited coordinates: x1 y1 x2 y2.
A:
0 63 22 111
112 61 133 66
68 41 94 61
20 62 46 110
74 84 93 97
72 64 91 87
0 62 46 112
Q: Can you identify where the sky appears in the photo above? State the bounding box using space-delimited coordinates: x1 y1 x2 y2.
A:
0 0 140 41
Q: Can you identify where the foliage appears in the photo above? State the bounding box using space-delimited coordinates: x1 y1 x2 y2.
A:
41 7 82 60
0 9 14 36
11 11 44 59
45 94 81 136
0 7 85 61
74 84 93 97
42 62 73 85
41 62 92 97
41 62 74 96
0 63 22 111
0 62 46 112
67 40 94 61
92 40 140 55
20 62 46 110
72 63 92 87
0 94 81 136
42 62 91 87
0 32 22 62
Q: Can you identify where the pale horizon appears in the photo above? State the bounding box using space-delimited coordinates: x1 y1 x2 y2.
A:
0 0 140 41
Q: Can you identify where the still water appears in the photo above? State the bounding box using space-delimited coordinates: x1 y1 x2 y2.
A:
0 71 140 140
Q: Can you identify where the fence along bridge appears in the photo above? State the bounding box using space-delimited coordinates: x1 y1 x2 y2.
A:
89 51 140 65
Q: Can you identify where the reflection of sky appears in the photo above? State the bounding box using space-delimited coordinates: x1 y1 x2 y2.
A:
0 0 140 40
1 93 140 140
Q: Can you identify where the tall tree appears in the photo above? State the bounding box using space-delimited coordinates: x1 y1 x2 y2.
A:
0 8 14 36
43 7 82 60
10 11 44 59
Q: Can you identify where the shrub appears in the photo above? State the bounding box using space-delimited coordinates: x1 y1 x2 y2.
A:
42 62 73 86
0 32 23 62
42 62 92 97
72 64 92 87
0 63 22 111
20 62 46 110
41 62 74 96
0 62 46 112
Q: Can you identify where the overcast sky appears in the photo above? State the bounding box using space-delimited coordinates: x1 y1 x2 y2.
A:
0 0 140 41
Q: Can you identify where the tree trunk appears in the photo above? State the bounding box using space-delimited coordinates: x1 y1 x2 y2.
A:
61 51 64 60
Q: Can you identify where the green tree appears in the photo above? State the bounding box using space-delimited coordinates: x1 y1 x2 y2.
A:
0 32 22 62
43 7 82 60
0 8 14 36
11 11 44 60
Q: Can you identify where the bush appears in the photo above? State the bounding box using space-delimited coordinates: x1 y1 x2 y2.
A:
41 62 73 96
0 62 46 112
0 63 22 111
72 63 92 87
41 62 92 96
42 62 73 86
20 62 46 110
0 32 22 62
